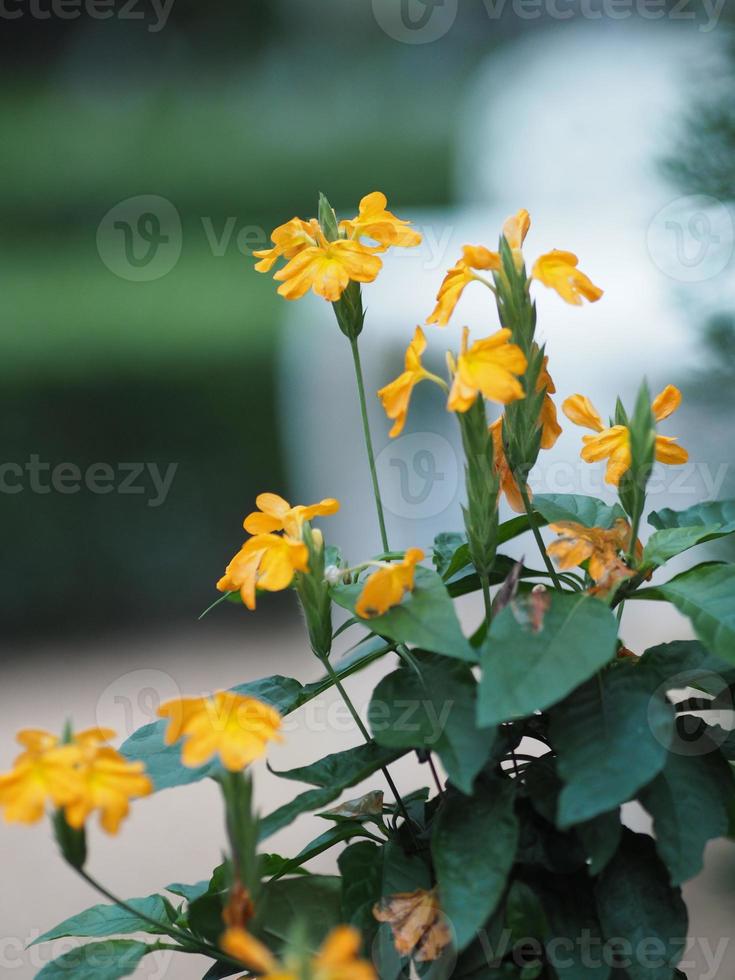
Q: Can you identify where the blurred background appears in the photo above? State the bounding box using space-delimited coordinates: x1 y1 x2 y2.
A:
2 2 735 977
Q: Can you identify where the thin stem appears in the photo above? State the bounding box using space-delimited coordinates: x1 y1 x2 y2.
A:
318 654 419 847
517 482 563 591
628 510 642 565
76 869 240 966
427 754 444 796
349 336 389 553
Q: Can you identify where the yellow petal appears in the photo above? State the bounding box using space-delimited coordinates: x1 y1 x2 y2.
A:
651 384 682 423
655 435 689 465
562 395 604 432
221 928 279 973
502 209 531 251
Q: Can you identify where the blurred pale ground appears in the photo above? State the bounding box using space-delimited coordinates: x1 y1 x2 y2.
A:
3 595 735 978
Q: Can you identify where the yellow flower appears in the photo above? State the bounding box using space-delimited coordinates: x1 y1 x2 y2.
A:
244 493 340 538
546 518 644 597
377 326 441 437
339 191 422 250
503 208 531 253
222 925 376 980
447 327 527 413
563 384 688 486
537 357 562 450
253 218 319 273
157 692 283 772
426 245 500 327
64 746 152 835
217 534 309 610
0 727 151 833
355 548 425 619
0 741 83 825
489 418 525 513
373 888 451 963
531 249 603 306
274 227 383 302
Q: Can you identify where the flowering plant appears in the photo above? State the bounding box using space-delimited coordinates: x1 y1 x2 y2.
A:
5 193 735 980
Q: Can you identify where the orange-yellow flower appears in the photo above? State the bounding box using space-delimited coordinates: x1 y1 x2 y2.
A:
373 888 451 963
378 327 444 437
0 727 151 833
217 534 309 610
355 548 424 619
274 227 382 302
339 191 422 250
253 218 318 273
158 691 283 772
222 924 376 980
537 357 562 450
489 418 525 513
427 245 500 327
531 250 603 306
447 327 527 413
546 518 643 596
244 493 339 538
563 384 688 486
64 746 152 835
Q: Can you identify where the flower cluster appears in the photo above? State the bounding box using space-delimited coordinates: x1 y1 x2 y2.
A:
222 924 376 980
0 727 151 833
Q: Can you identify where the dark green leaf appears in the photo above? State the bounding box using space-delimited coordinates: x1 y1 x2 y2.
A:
338 841 384 942
166 880 209 903
551 664 674 826
642 524 730 568
432 779 519 950
254 875 341 955
260 743 405 840
639 747 735 885
649 499 735 534
33 896 169 945
477 594 618 727
269 822 374 879
638 639 735 689
636 564 735 662
331 567 476 662
369 652 495 795
533 494 626 529
534 871 610 980
35 940 152 980
576 809 623 876
595 831 688 980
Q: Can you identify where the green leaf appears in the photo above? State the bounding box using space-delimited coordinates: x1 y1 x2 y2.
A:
638 748 735 885
433 518 533 581
338 841 384 942
477 594 618 727
254 875 341 955
649 498 735 534
120 675 310 791
533 494 626 529
595 831 688 980
533 871 610 980
35 940 152 980
166 880 209 902
550 664 675 826
576 809 623 876
33 896 169 945
636 564 735 663
331 567 476 662
432 779 519 950
260 743 405 840
642 524 729 568
637 639 735 697
269 822 375 879
369 652 495 795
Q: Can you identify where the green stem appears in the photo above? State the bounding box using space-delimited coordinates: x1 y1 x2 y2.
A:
517 482 563 591
479 570 493 623
76 869 240 966
318 654 419 847
627 509 642 565
349 336 389 553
